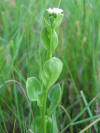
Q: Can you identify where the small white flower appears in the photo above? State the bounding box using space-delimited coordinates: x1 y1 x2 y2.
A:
47 8 63 14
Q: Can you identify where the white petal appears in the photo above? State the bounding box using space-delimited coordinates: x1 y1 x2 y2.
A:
47 8 63 14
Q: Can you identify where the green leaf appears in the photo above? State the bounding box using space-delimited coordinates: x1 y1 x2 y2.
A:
31 116 58 133
39 46 48 70
47 84 62 115
32 116 53 133
47 117 53 133
26 77 41 101
31 116 43 133
47 115 58 133
51 31 58 51
52 114 58 133
41 28 58 51
41 28 49 50
41 57 63 88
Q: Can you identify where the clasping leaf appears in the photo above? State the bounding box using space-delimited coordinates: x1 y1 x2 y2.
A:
41 57 63 88
47 83 62 116
26 77 41 102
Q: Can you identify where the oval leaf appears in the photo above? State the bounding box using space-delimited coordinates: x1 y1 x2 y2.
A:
26 77 41 101
41 57 63 88
47 84 62 115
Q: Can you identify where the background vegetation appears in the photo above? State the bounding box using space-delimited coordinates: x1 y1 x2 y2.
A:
0 0 100 132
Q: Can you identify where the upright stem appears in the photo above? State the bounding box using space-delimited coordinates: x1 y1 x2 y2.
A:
49 29 53 58
42 88 48 133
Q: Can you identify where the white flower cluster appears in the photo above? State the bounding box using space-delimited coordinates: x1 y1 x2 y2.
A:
47 8 63 15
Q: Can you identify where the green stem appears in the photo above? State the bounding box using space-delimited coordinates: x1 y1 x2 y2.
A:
42 88 48 133
49 29 53 58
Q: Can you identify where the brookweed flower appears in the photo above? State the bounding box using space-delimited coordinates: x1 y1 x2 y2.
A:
47 8 63 15
44 8 64 29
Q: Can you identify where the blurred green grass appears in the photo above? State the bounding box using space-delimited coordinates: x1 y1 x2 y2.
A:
0 0 100 132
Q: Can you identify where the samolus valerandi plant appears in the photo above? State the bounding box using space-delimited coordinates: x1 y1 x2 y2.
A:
26 8 64 133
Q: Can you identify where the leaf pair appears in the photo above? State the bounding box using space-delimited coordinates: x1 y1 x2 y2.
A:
32 115 58 133
26 57 63 104
26 77 62 117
